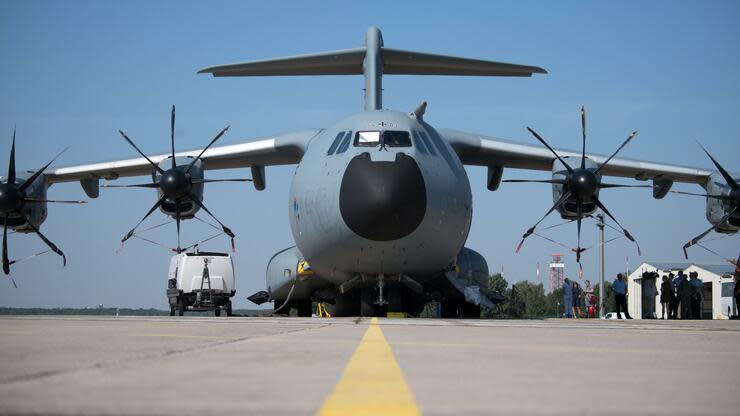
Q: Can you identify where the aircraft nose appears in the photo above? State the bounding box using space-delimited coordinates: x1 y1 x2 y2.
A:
339 152 426 241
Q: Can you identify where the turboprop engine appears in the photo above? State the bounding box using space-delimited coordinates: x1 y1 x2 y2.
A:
104 105 252 253
0 130 86 276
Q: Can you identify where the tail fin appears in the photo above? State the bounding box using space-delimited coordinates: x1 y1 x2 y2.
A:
198 26 546 111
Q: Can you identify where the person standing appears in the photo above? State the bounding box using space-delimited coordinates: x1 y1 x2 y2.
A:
678 271 692 319
660 275 672 320
668 272 679 319
563 278 573 318
690 271 703 319
572 282 581 319
613 274 632 319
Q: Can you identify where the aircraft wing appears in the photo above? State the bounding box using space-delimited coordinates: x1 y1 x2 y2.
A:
45 128 322 184
440 128 712 187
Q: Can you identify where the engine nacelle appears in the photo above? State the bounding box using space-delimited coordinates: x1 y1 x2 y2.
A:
705 173 739 233
154 156 204 219
0 172 48 233
552 157 600 219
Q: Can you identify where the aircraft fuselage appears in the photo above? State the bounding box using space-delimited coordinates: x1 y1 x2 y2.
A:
289 110 473 284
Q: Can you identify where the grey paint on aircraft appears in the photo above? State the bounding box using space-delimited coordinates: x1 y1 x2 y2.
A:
28 26 733 316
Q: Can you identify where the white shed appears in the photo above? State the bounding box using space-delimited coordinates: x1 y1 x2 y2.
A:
626 262 736 320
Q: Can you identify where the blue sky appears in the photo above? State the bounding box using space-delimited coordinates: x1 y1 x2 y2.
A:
0 0 738 308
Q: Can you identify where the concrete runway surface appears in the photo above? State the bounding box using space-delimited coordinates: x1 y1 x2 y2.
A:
0 316 738 415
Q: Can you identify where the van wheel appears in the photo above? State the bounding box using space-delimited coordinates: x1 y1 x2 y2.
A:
215 309 221 317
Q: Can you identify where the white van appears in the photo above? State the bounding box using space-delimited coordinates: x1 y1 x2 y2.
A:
167 251 236 316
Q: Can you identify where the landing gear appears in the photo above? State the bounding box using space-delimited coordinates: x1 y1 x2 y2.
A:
295 300 312 317
440 299 480 319
361 287 375 317
273 299 312 317
274 298 288 315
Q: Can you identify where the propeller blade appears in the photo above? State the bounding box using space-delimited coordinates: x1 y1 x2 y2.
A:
118 130 164 174
7 129 16 184
23 199 87 204
16 211 66 267
2 218 9 275
187 192 235 238
576 199 583 263
121 194 168 243
502 179 567 185
185 126 230 174
170 105 176 170
594 130 638 175
175 200 182 254
598 183 653 189
18 147 69 192
682 207 737 259
580 106 586 170
101 183 160 189
669 190 732 200
526 127 573 174
592 196 641 257
190 178 253 184
516 191 571 253
697 142 738 190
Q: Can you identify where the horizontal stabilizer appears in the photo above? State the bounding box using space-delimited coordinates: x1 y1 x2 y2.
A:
383 48 546 76
198 47 546 78
198 48 366 77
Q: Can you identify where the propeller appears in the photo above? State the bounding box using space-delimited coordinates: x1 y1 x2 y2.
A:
672 143 739 259
113 105 243 253
506 106 642 263
0 129 81 275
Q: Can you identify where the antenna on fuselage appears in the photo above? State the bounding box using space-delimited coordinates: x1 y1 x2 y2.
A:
198 27 547 112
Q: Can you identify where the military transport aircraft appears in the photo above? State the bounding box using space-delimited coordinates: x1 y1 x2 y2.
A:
1 27 737 317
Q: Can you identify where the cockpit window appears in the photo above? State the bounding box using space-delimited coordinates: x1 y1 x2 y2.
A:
354 130 412 148
335 131 353 154
354 131 381 147
327 131 345 155
382 131 411 147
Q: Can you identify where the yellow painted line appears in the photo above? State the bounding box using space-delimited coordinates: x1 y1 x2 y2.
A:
317 317 420 416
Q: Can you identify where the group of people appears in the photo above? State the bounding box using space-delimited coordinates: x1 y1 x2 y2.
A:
562 278 597 318
561 269 721 320
659 270 705 320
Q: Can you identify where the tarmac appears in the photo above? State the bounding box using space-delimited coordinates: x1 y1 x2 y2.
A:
0 316 738 415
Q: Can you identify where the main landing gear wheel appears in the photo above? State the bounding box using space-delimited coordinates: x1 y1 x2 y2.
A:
360 287 375 317
273 299 288 316
295 300 312 317
440 299 479 319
